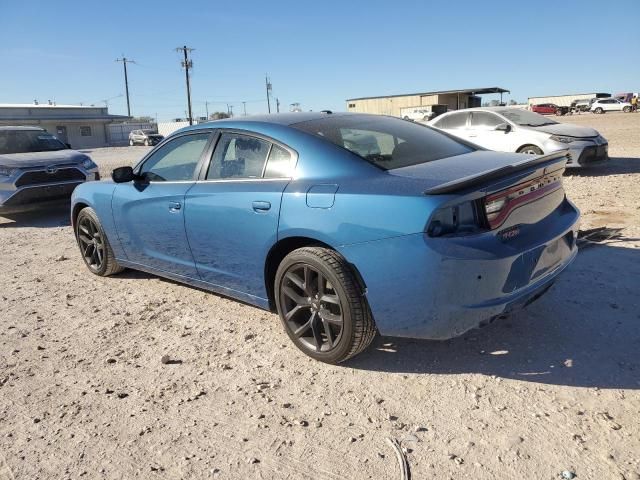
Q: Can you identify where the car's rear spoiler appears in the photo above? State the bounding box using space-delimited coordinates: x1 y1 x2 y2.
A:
424 150 569 195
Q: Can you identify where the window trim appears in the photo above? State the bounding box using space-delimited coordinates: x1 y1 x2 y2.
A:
197 128 299 183
132 129 216 184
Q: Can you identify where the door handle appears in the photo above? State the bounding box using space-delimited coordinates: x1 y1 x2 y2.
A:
252 201 271 212
169 202 182 212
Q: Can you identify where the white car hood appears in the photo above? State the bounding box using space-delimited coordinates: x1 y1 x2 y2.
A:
0 149 90 168
531 123 599 138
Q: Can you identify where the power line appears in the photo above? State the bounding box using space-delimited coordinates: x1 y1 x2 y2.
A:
176 46 195 125
115 56 136 116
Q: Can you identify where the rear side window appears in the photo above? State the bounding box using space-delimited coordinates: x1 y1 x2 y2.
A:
264 144 295 178
207 133 270 179
293 115 474 170
433 112 468 130
470 112 502 128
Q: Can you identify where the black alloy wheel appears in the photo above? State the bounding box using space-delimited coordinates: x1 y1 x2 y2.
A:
275 247 376 363
77 215 105 273
279 263 344 353
75 207 124 277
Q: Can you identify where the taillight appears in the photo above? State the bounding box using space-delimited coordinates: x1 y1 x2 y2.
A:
483 171 563 229
427 200 484 237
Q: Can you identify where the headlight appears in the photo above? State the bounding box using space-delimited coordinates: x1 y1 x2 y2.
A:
550 135 576 144
0 166 16 177
80 157 97 170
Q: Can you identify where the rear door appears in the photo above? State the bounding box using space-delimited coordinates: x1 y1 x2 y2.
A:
431 111 470 140
184 130 297 300
112 130 212 277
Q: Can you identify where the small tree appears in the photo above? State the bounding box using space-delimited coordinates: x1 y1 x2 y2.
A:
209 112 230 120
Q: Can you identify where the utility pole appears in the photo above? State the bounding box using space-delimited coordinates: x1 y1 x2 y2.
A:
205 101 209 120
115 56 136 117
229 105 233 117
265 74 272 113
176 46 194 125
242 101 247 116
276 98 280 113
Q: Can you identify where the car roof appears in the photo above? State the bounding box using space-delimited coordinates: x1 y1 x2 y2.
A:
0 126 45 131
180 111 360 132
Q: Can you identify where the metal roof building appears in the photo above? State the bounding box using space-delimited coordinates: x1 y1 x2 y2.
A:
0 103 130 149
346 87 510 117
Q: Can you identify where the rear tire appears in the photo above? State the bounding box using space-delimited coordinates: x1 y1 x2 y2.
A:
75 207 124 277
517 145 543 155
144 139 149 146
274 247 376 364
555 109 564 116
129 139 134 146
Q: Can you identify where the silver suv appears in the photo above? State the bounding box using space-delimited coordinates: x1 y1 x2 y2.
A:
0 126 99 215
128 129 164 146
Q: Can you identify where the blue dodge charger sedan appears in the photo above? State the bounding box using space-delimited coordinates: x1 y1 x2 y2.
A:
71 112 579 363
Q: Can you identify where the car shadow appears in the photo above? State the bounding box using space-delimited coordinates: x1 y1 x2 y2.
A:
347 243 640 390
0 205 70 228
565 156 640 177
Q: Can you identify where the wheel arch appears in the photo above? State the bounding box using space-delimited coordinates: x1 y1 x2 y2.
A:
71 201 90 230
516 143 544 154
264 236 366 312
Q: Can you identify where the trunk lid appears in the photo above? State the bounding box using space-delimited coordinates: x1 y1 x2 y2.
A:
391 150 569 234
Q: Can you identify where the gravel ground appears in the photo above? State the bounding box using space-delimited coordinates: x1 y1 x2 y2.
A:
1 113 639 480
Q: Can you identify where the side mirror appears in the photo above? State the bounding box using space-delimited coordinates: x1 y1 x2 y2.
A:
112 166 135 183
495 123 512 133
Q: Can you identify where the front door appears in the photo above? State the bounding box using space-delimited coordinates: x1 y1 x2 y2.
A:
56 126 68 144
112 131 212 278
184 131 295 301
466 111 519 152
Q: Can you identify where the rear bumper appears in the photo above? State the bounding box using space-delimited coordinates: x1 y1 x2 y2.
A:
339 198 580 339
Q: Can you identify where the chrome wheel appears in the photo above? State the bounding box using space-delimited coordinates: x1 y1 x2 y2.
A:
279 263 344 353
77 216 105 272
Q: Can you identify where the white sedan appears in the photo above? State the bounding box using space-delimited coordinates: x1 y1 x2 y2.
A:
427 107 609 168
590 98 633 114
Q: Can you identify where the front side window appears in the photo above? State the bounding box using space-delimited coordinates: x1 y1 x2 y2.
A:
207 133 270 180
293 115 474 170
433 112 468 130
139 133 209 181
470 112 503 129
496 108 557 127
0 130 67 154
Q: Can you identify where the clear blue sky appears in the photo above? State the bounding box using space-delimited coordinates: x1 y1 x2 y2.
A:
1 0 638 121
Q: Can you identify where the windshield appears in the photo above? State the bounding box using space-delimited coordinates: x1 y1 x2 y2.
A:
495 108 558 127
0 130 67 155
292 115 474 170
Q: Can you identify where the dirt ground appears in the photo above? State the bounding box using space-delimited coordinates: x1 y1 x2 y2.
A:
1 113 639 480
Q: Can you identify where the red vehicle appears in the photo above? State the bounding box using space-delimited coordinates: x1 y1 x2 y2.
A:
531 103 566 115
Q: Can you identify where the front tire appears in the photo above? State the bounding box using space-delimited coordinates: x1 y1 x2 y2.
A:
274 247 376 364
75 207 124 276
129 139 134 146
594 107 604 114
517 145 543 155
623 106 631 113
144 139 149 146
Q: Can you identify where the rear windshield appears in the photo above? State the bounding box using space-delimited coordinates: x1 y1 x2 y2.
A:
0 130 67 154
292 115 474 170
